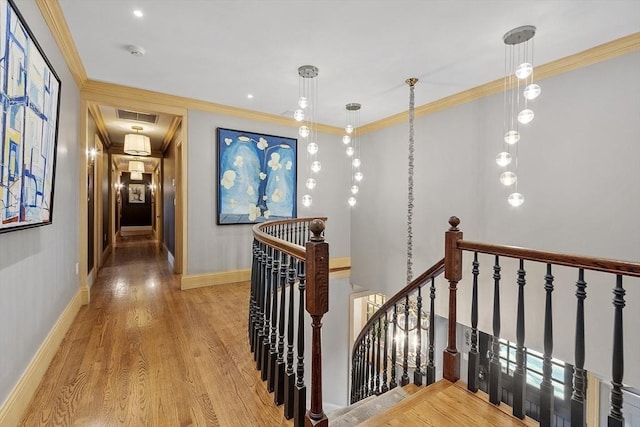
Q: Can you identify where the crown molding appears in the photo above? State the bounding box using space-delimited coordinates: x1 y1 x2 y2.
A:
359 32 640 134
38 1 637 135
35 0 88 88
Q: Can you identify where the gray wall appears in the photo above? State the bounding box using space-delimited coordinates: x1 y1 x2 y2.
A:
186 110 351 275
0 0 80 405
352 53 640 387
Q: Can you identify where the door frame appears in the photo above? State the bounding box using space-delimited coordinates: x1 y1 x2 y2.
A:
78 93 187 304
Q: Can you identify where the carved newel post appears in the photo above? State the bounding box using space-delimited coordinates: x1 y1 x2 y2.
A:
443 216 462 381
305 219 329 427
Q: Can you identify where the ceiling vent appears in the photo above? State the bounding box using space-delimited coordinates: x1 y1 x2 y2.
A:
117 109 158 124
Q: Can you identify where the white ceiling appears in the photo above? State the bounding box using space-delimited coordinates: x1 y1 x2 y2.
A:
58 1 640 128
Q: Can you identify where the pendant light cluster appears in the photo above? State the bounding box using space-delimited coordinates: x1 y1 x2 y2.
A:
498 25 541 207
343 102 362 207
296 65 320 208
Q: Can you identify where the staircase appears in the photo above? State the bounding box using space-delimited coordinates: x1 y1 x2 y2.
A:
330 380 538 426
249 216 640 426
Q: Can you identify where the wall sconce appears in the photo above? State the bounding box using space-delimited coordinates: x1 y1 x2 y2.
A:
88 148 98 165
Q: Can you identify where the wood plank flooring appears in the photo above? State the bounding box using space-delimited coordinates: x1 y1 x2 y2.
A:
20 235 293 426
360 379 537 427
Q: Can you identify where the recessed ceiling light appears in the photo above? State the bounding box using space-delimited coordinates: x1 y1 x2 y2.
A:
247 94 254 99
133 9 143 18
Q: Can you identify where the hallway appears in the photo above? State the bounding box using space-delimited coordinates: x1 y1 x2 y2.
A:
21 235 293 426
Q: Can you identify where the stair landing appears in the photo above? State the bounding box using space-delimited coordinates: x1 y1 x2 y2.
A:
359 380 538 426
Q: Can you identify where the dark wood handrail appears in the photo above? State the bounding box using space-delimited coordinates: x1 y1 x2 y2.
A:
252 217 328 262
351 258 445 361
457 240 640 277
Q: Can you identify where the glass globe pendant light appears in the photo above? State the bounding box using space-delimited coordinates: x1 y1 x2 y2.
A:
496 152 512 167
498 25 539 208
508 192 525 207
296 65 319 207
344 102 362 207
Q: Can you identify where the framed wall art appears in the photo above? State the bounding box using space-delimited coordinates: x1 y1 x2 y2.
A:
217 128 297 225
0 0 62 233
128 183 146 204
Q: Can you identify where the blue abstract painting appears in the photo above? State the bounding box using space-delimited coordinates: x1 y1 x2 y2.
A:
217 128 297 224
0 0 61 233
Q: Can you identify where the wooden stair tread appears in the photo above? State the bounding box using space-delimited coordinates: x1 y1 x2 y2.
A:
358 379 537 426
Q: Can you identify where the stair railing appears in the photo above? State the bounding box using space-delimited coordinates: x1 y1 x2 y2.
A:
350 258 446 403
444 216 640 427
250 217 329 427
350 216 639 426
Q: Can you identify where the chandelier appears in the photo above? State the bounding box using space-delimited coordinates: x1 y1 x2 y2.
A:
498 25 541 207
128 160 144 173
124 125 151 156
296 65 319 208
343 103 362 207
406 77 418 284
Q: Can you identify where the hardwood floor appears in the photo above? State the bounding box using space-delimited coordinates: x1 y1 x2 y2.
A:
21 235 293 426
360 380 537 427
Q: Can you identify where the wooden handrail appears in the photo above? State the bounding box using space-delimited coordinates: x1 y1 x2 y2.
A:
252 217 327 261
457 240 640 277
351 258 445 361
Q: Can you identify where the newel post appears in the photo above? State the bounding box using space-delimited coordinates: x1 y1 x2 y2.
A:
305 219 329 427
443 216 462 381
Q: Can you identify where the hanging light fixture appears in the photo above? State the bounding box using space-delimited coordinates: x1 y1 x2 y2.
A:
406 78 418 284
297 65 319 208
124 125 151 156
128 160 145 173
343 103 362 207
499 25 540 208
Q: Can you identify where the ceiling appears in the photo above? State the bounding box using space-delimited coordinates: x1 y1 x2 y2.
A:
58 1 639 129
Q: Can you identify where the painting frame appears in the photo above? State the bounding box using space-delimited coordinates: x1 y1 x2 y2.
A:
128 183 146 204
0 0 62 234
217 127 297 225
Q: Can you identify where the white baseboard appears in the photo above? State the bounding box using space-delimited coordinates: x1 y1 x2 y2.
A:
0 290 82 425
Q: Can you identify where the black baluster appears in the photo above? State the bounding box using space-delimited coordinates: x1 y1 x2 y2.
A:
390 304 398 389
356 339 365 401
513 259 526 419
284 258 297 419
256 243 268 368
427 277 436 385
274 252 288 405
350 348 357 404
293 262 306 427
381 313 389 393
489 255 502 405
468 252 480 392
260 246 273 376
571 269 587 427
375 318 382 393
401 295 410 386
370 328 377 394
414 287 423 386
608 275 625 427
540 264 555 427
249 240 257 342
267 249 280 392
364 333 371 397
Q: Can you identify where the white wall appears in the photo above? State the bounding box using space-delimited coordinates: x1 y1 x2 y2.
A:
187 110 351 275
352 53 640 388
0 0 80 405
